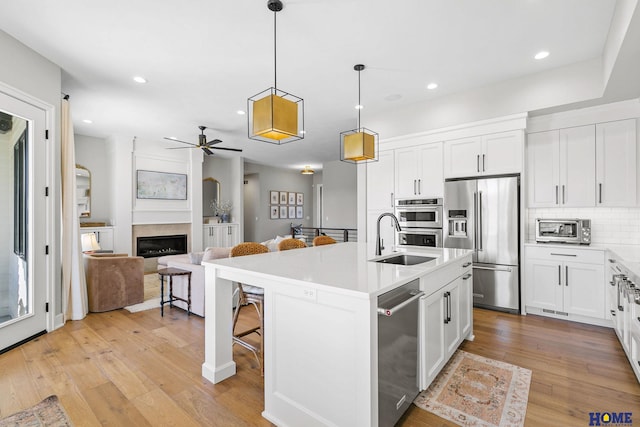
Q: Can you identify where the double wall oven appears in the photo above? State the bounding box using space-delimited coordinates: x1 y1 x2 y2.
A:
395 198 443 248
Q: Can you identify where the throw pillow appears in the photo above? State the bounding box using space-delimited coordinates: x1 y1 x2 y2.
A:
188 252 203 264
202 247 232 263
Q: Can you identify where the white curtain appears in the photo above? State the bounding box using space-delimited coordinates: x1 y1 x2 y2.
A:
61 98 88 321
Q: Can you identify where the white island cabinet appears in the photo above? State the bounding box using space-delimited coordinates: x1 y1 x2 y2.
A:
202 242 473 427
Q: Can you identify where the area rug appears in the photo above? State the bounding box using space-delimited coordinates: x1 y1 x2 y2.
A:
414 350 531 427
0 395 72 426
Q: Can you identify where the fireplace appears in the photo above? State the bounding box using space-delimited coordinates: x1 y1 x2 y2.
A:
136 234 187 258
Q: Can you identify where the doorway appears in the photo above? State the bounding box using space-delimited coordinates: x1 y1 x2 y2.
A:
0 88 50 353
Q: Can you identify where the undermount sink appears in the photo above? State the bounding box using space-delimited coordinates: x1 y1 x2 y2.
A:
374 254 436 266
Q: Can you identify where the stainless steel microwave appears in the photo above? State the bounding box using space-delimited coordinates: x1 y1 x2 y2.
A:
535 219 591 245
395 198 443 229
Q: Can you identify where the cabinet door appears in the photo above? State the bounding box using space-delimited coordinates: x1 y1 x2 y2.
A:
223 224 240 247
420 292 446 389
367 211 396 258
417 142 444 197
559 125 596 207
444 280 460 357
525 258 563 311
596 119 637 206
481 131 523 175
366 150 395 210
394 147 420 198
527 130 560 207
459 271 473 339
564 261 605 319
443 136 482 178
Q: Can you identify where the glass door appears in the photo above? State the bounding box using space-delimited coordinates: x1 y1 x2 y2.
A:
0 90 48 353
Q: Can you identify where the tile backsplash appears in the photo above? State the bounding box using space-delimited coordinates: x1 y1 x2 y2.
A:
526 208 640 245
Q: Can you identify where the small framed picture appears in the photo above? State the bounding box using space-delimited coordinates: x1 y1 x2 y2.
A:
279 191 288 204
270 191 279 204
296 192 304 205
279 205 287 218
270 205 279 219
288 206 296 219
296 206 303 219
288 192 296 205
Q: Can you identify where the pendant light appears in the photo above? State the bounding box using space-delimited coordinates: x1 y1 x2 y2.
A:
300 165 314 175
248 0 304 144
340 64 378 163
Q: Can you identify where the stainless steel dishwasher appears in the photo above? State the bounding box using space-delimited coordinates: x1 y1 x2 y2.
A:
377 279 424 427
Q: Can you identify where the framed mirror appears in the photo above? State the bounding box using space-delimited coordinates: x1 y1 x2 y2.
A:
202 177 220 217
76 164 91 218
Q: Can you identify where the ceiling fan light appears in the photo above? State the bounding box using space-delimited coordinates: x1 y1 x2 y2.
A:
301 165 314 175
341 128 378 163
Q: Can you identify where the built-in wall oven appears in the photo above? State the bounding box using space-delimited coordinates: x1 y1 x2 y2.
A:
395 198 443 248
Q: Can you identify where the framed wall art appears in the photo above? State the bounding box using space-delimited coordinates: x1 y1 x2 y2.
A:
270 205 279 219
288 206 296 219
279 191 288 204
288 192 296 205
296 192 304 205
136 170 187 200
270 191 279 204
279 206 288 218
296 206 303 219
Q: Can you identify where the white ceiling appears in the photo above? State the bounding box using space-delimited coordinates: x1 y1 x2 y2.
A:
0 0 630 170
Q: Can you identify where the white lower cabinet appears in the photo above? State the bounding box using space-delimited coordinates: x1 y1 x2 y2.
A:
525 245 605 323
419 259 473 390
203 223 239 248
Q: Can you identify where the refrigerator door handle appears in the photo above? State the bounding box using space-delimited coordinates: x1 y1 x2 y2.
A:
473 192 478 251
478 191 483 251
473 265 513 273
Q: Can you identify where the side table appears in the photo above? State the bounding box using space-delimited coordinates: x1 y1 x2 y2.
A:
157 267 192 317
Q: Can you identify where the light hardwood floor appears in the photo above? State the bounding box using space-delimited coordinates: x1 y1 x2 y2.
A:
0 307 638 426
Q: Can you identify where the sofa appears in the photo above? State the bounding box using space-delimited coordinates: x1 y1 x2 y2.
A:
156 247 232 317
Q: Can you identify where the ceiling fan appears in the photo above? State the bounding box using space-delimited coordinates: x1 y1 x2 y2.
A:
164 125 243 155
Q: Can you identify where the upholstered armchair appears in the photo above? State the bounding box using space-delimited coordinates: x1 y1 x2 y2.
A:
84 253 144 312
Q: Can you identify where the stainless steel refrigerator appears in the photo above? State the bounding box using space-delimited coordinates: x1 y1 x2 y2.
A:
444 175 520 313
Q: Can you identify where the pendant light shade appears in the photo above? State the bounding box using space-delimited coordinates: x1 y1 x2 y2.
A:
248 0 304 144
340 64 378 163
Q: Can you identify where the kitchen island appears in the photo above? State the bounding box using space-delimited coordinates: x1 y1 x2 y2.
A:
202 242 473 427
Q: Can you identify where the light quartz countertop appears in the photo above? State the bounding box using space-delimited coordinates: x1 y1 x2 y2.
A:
206 242 472 298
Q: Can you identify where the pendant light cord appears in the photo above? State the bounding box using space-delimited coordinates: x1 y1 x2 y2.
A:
273 10 277 90
357 68 361 129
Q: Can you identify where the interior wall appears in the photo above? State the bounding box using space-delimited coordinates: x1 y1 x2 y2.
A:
244 162 314 243
75 134 111 224
203 156 239 222
243 173 259 242
0 29 62 319
319 160 357 229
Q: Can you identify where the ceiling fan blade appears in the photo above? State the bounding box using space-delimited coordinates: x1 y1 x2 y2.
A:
210 146 243 152
163 137 198 146
202 147 214 155
204 138 223 146
166 146 197 150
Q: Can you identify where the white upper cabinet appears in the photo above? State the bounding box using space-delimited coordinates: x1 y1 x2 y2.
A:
527 125 596 207
443 130 522 178
394 142 444 198
595 119 637 206
366 150 395 211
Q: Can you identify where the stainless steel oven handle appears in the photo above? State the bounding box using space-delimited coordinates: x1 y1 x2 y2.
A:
473 265 513 273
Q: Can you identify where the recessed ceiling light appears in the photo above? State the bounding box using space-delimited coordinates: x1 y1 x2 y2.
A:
82 119 93 124
534 51 549 60
426 82 438 90
133 76 147 83
237 110 246 115
355 104 363 110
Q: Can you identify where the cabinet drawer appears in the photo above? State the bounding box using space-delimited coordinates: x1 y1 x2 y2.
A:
525 245 604 264
421 256 472 296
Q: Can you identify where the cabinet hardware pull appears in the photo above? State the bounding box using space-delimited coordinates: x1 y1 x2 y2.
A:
443 292 449 324
447 291 452 322
558 265 561 286
418 179 421 195
462 273 472 280
599 183 602 203
462 262 472 268
477 155 480 172
96 232 100 243
482 154 485 172
413 180 417 195
550 253 576 257
390 193 394 208
562 185 565 204
555 185 559 204
610 310 616 316
565 265 568 286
